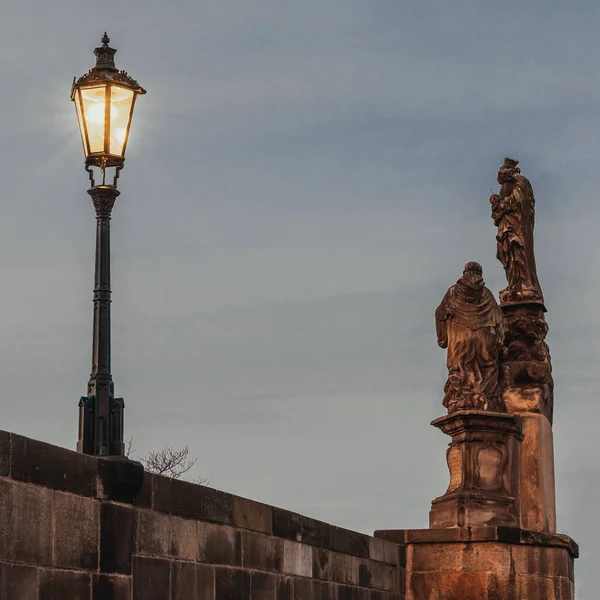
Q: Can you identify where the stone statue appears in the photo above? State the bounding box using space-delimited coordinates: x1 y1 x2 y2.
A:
490 158 544 305
435 262 505 413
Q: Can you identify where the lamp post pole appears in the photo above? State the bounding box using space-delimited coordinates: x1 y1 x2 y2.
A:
72 34 145 457
78 185 123 456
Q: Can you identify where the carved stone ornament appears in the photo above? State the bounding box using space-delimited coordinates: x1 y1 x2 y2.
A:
435 262 505 413
489 158 544 305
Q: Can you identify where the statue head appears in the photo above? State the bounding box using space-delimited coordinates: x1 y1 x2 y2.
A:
497 157 521 184
463 261 483 275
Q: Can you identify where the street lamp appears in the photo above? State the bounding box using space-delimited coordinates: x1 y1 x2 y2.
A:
72 34 146 456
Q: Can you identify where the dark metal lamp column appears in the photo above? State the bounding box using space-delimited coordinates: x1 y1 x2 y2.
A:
71 34 146 456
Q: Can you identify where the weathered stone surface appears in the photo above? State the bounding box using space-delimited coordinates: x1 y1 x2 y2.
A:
197 564 216 600
152 475 205 521
233 496 272 534
320 582 337 600
136 507 171 556
368 537 401 566
92 574 130 600
39 569 91 600
215 566 250 600
251 572 277 600
132 556 170 600
408 571 487 600
100 502 135 574
312 547 331 580
282 540 312 577
518 412 557 533
11 434 97 496
329 551 359 585
276 577 292 600
203 488 234 525
0 478 53 565
301 516 330 548
242 531 283 572
170 515 198 561
272 509 301 542
0 562 37 600
198 522 241 566
293 578 320 600
330 526 369 558
0 432 10 478
53 490 98 570
171 561 197 600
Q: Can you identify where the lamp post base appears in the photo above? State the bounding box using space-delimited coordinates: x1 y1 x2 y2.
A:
77 395 125 457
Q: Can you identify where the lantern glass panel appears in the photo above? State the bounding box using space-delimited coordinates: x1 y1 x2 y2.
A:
109 85 135 157
74 90 88 155
81 86 107 154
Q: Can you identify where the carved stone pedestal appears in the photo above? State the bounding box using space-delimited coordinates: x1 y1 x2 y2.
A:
375 527 578 600
429 410 523 529
501 301 556 532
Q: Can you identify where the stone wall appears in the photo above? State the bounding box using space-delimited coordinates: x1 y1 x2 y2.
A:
0 431 405 599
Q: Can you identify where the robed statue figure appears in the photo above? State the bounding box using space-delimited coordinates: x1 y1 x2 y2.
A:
435 262 505 413
490 158 544 305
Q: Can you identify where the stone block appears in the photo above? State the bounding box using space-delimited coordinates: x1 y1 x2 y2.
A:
100 502 135 574
272 508 301 542
0 432 10 477
53 490 99 570
408 571 487 600
39 569 91 600
410 542 511 574
0 562 37 600
511 544 571 579
136 507 170 556
242 531 283 572
282 540 312 577
330 526 369 558
170 515 198 561
152 475 204 521
132 556 170 600
252 572 277 600
320 582 337 600
198 522 241 566
514 573 558 599
233 496 272 534
301 516 330 548
517 412 556 533
203 488 234 525
171 561 197 600
293 578 320 600
276 577 292 600
312 547 331 581
368 537 401 566
358 560 373 588
0 478 53 565
92 574 131 600
197 564 216 600
11 434 97 497
215 567 250 600
329 552 359 586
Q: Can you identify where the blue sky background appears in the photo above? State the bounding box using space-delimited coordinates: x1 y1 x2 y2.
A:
0 1 598 596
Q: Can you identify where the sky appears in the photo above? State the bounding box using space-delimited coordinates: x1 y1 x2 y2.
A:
0 0 598 596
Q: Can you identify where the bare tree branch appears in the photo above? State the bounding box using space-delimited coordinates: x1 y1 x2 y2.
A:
125 436 136 459
140 445 198 479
